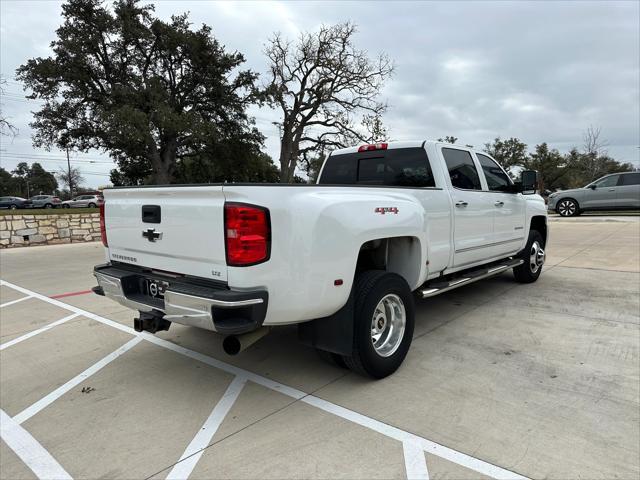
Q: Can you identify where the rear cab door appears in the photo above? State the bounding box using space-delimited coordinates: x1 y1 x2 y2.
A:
616 172 640 208
474 152 526 257
439 145 494 268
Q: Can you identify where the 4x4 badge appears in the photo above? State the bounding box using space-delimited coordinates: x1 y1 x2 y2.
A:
375 207 399 215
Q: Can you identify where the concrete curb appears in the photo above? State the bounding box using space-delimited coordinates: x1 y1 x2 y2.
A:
548 215 639 223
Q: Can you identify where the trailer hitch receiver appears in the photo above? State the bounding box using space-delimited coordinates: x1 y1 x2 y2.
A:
134 311 171 334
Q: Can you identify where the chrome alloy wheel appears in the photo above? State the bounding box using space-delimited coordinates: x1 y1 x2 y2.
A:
557 199 576 216
529 240 545 274
370 294 406 358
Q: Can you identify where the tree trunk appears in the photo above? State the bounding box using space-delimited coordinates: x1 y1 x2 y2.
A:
279 133 297 183
149 137 177 184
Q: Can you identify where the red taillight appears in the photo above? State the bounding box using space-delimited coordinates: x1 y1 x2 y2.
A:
358 143 388 152
99 202 108 247
224 202 270 266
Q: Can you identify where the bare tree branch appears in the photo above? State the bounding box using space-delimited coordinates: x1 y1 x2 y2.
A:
264 22 394 182
0 77 19 138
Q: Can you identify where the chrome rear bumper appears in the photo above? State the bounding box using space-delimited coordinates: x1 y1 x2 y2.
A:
93 265 268 334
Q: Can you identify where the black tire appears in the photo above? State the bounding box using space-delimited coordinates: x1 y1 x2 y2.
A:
316 349 348 369
88 203 96 208
513 230 545 283
556 198 580 217
62 204 70 208
44 203 53 209
342 271 414 379
10 204 17 210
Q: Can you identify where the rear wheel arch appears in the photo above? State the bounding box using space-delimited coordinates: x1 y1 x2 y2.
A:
355 236 423 290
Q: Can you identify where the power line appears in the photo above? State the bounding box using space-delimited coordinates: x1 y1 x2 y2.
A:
2 151 114 163
2 156 114 165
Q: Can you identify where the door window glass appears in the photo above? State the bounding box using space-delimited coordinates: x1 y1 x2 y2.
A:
620 173 640 186
477 154 512 191
594 175 619 188
442 148 482 190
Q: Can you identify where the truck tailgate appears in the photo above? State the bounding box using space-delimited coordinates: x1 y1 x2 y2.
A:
103 186 228 282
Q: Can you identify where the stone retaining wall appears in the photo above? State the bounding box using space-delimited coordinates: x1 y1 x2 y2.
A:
0 213 101 248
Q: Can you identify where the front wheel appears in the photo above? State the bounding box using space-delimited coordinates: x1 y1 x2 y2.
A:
44 203 53 209
513 230 545 283
10 204 17 210
342 271 415 379
62 204 70 208
556 198 579 217
88 203 96 208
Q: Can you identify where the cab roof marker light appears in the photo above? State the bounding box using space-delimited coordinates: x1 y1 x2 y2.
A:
358 143 388 153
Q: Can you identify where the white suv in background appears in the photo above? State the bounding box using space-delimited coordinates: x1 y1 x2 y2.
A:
61 194 103 208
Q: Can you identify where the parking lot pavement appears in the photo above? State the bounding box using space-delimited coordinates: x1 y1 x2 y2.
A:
0 219 638 480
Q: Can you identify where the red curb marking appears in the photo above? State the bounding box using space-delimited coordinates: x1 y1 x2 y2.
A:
50 290 93 299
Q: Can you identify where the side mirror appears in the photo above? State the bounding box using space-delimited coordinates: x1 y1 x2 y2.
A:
588 184 597 190
520 170 538 194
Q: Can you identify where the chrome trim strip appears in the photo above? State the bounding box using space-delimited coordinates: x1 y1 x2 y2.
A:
420 259 524 298
94 272 155 313
455 237 524 254
164 290 263 308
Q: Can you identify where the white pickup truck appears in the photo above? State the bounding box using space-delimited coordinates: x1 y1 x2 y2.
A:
93 140 547 378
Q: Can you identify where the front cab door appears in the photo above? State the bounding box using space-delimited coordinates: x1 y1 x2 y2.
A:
583 174 620 209
475 153 526 257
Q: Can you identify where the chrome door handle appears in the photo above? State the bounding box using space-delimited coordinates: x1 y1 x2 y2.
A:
608 189 616 191
455 201 468 208
494 201 504 207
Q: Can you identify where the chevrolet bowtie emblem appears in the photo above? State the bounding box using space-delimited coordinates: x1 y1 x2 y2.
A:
142 228 162 242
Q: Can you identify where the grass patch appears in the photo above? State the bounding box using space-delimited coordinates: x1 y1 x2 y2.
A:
0 208 99 216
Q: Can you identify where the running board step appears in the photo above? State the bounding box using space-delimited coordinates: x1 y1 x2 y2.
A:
420 258 524 298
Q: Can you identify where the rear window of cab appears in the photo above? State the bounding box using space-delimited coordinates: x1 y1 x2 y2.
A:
318 147 435 187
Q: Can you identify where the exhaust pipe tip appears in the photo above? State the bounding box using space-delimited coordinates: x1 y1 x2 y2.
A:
222 336 242 356
222 327 271 356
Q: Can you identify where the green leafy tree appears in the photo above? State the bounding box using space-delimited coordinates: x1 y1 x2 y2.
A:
437 136 458 144
7 162 58 196
177 149 280 184
483 137 528 177
17 0 263 185
28 162 58 194
522 143 570 191
0 168 20 195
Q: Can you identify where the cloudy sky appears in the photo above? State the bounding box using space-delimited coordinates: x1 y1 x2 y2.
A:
1 0 638 188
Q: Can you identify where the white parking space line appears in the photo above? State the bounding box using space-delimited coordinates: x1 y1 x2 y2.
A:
166 376 247 480
0 313 81 351
0 295 33 308
403 441 430 480
0 279 531 480
13 337 143 425
0 409 72 480
301 395 528 480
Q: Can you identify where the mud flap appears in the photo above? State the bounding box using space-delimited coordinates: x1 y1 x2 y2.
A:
297 289 354 356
